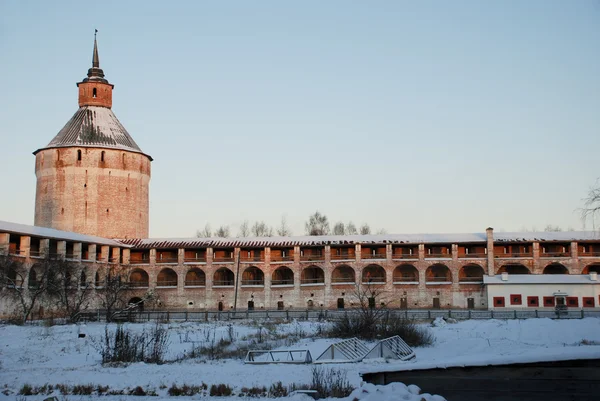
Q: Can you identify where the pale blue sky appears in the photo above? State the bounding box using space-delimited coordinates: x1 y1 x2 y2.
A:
0 1 599 238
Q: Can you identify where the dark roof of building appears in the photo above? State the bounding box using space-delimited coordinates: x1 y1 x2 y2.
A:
33 106 152 159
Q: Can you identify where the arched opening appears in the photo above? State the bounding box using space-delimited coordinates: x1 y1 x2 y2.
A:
543 263 569 274
393 264 418 283
28 267 39 289
307 300 314 309
77 150 82 161
331 265 355 284
80 270 87 287
157 268 177 287
272 266 294 285
128 297 144 311
185 268 206 287
129 268 149 288
95 271 102 287
242 266 264 286
582 263 600 275
459 264 485 283
213 268 234 287
5 267 20 287
101 151 105 162
301 266 325 285
426 264 451 283
92 87 97 98
218 301 224 311
362 264 386 284
497 264 530 275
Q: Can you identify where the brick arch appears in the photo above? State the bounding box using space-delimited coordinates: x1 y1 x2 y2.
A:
185 267 206 286
242 266 264 286
496 264 530 275
582 263 600 275
459 264 485 282
272 266 294 285
426 263 451 283
157 268 177 287
393 264 418 283
332 265 355 284
362 264 386 284
301 265 324 285
543 263 569 274
213 267 234 286
129 268 149 288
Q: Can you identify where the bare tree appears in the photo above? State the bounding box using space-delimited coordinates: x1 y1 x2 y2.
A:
305 211 330 236
376 228 388 235
360 223 371 235
215 225 231 237
238 220 250 237
333 222 346 235
196 223 212 238
544 225 562 232
0 255 53 324
276 216 292 236
45 259 94 323
582 181 600 231
251 221 273 237
346 221 358 235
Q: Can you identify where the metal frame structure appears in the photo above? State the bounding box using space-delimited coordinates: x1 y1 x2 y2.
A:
314 338 370 363
244 349 313 364
364 335 415 361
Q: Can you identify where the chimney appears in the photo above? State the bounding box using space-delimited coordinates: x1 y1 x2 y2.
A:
590 272 598 282
501 272 509 281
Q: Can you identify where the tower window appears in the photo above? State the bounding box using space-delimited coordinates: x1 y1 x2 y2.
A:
93 88 97 98
77 150 82 161
101 151 105 162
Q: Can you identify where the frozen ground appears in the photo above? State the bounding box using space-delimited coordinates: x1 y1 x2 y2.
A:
1 317 599 400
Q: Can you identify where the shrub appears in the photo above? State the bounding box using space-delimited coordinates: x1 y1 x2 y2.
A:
129 386 147 396
168 383 207 396
310 366 354 399
268 382 288 398
72 384 94 395
239 386 267 397
209 383 233 396
327 312 434 347
98 322 169 364
18 384 33 396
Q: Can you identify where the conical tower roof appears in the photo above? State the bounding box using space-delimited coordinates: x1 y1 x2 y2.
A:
33 32 152 159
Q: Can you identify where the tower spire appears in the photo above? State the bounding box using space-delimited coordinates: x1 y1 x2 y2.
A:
83 29 107 84
92 29 99 68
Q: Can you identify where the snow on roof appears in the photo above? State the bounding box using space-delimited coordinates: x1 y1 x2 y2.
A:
484 274 599 285
0 220 128 247
33 106 152 160
119 231 600 249
359 347 600 375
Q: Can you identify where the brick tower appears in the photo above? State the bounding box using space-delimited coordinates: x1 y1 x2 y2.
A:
33 33 152 239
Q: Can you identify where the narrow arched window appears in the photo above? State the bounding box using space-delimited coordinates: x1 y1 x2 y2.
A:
77 150 82 161
93 88 97 98
101 151 105 162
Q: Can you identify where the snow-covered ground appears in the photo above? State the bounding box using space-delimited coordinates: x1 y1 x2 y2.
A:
1 317 599 400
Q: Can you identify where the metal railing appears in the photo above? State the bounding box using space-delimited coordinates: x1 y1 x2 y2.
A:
362 277 386 284
580 251 600 257
424 253 452 258
392 276 418 282
331 277 356 284
392 252 418 259
241 280 264 286
300 278 325 285
130 259 150 264
108 308 600 323
459 277 484 283
127 281 149 288
156 280 177 287
361 253 386 260
157 257 178 264
240 256 264 262
271 279 294 286
458 253 487 258
213 280 234 286
426 276 452 283
540 252 571 258
270 255 294 262
213 257 234 263
495 253 532 258
331 254 355 260
184 280 206 287
184 257 207 263
300 255 324 262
